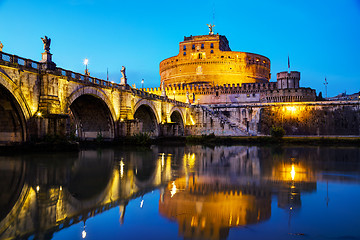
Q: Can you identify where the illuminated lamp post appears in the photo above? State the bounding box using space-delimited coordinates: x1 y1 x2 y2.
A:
141 79 144 89
84 58 89 76
173 90 176 100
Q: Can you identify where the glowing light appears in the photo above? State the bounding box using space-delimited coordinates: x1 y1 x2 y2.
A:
201 218 206 228
285 106 298 114
190 216 198 227
82 230 87 239
120 160 124 178
36 185 40 192
291 164 296 181
189 115 195 125
170 181 177 198
59 186 62 191
83 58 88 65
120 118 124 122
187 153 196 169
140 199 144 208
36 112 42 117
161 153 165 168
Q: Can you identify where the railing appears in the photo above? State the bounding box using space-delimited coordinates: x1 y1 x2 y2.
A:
130 88 189 106
0 51 41 71
0 51 123 89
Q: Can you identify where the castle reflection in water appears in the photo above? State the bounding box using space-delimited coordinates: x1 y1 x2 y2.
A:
1 146 359 240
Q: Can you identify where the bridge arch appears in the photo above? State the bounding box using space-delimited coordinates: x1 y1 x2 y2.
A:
67 87 116 140
133 99 160 136
169 107 185 136
65 150 115 209
0 70 30 142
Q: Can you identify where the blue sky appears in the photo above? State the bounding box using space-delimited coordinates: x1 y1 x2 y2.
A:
0 0 359 97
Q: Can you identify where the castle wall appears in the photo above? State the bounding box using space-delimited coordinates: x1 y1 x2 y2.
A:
210 102 360 136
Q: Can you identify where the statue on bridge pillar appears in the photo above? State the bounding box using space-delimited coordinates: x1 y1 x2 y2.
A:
0 41 3 52
186 91 190 104
40 35 56 70
41 36 51 52
120 66 127 85
161 80 167 97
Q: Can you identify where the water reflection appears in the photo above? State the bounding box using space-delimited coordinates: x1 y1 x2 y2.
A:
0 146 360 239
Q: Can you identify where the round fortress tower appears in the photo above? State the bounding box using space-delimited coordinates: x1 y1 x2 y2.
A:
159 34 271 87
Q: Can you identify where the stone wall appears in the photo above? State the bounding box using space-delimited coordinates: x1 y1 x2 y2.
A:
258 103 360 136
209 102 360 136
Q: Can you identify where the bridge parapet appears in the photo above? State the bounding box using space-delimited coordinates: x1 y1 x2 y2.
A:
0 50 128 90
0 50 194 142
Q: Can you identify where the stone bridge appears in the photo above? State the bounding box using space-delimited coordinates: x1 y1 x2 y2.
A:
1 48 359 142
0 50 194 142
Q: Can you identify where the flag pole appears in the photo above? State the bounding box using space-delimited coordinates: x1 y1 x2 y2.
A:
288 55 290 73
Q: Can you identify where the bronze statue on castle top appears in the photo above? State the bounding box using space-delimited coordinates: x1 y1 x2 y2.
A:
207 24 215 35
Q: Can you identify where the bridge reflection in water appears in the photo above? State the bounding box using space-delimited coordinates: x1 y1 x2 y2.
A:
0 146 359 239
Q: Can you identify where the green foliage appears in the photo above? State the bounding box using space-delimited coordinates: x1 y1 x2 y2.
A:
270 126 286 139
133 132 151 145
186 133 216 144
96 131 103 143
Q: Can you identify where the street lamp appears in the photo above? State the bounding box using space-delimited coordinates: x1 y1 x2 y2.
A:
173 90 176 100
84 58 89 76
141 79 144 89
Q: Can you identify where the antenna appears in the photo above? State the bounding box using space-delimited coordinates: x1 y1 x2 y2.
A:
212 2 215 26
324 77 328 98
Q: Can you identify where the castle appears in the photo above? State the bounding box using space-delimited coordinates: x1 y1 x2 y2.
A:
144 27 316 105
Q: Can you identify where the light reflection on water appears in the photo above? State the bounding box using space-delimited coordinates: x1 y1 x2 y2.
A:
0 145 360 240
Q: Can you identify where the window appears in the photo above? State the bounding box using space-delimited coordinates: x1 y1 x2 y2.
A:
201 44 204 49
183 45 186 51
183 52 186 56
192 44 195 50
210 43 214 48
198 53 202 59
210 50 214 53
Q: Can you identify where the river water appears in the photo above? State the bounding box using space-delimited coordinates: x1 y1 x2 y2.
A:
1 145 360 240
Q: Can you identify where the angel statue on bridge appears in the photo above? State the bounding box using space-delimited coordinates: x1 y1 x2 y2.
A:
41 36 51 52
